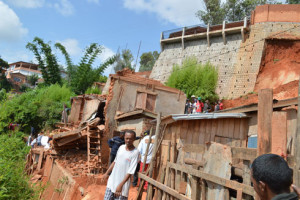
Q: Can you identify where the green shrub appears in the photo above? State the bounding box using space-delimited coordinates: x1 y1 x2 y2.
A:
166 57 219 102
85 86 101 94
0 132 34 199
0 84 74 134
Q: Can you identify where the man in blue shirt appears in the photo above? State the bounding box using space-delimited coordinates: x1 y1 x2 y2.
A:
108 131 125 165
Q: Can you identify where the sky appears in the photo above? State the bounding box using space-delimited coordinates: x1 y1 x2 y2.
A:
0 0 204 75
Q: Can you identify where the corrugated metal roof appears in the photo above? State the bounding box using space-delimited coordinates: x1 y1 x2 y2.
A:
167 113 248 121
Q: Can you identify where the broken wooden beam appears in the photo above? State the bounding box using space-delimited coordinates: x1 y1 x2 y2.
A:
139 173 191 200
167 162 255 196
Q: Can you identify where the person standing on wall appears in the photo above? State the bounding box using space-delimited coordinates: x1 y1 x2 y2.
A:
101 130 140 200
137 130 155 190
196 97 204 113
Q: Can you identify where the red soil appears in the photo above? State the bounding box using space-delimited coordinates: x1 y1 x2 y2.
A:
223 39 300 109
71 175 146 200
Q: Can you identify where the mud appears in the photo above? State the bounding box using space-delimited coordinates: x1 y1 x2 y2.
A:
223 39 300 109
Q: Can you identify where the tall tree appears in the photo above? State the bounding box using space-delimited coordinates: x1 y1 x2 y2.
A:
286 0 300 3
0 57 11 91
196 0 226 25
26 37 62 85
55 42 116 94
114 49 134 72
197 0 279 25
139 51 160 72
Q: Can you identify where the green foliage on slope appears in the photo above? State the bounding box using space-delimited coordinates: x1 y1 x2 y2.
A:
166 57 219 102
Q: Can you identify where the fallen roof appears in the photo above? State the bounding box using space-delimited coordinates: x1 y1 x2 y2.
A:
115 109 157 120
159 113 248 124
110 69 183 94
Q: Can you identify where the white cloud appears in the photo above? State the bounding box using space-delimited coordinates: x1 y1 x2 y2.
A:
0 1 28 41
4 0 45 8
123 0 202 26
1 50 32 63
57 38 82 56
86 0 99 4
98 46 116 76
53 0 74 16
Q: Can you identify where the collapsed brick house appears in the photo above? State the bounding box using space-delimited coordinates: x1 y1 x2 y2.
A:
38 69 186 177
103 69 186 140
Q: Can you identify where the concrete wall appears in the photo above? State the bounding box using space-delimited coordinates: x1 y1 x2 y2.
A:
150 21 300 99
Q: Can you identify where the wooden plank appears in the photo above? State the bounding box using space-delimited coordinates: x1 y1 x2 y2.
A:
242 160 252 200
57 133 81 146
146 113 161 200
237 188 243 200
233 119 241 142
211 119 218 142
271 111 287 156
142 128 154 172
201 180 206 200
186 121 193 144
294 76 300 186
37 150 44 171
192 120 200 145
170 131 176 191
199 120 206 145
157 167 166 200
175 169 181 191
231 147 257 162
182 144 205 153
205 120 212 143
227 119 235 142
191 166 200 200
216 118 224 138
139 173 191 200
162 141 171 200
167 162 255 196
257 89 273 155
53 128 83 140
180 120 189 141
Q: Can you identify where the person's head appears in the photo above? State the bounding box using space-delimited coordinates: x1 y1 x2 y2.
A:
119 131 125 139
198 97 201 102
124 130 136 147
251 154 293 200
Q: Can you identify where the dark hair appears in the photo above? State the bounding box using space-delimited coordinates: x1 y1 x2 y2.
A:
144 130 150 136
251 154 293 194
120 131 125 135
124 130 136 138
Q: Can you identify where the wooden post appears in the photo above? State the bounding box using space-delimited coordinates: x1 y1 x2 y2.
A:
294 78 300 186
146 113 161 200
242 160 251 200
142 127 153 172
162 141 171 200
191 166 200 200
257 89 273 155
170 131 176 190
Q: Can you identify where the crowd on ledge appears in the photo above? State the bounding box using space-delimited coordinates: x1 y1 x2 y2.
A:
185 95 223 114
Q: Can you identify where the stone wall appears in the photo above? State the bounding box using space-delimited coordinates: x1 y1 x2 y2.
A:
150 22 300 99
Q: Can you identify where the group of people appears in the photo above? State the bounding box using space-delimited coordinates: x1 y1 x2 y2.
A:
184 95 223 114
102 129 299 200
29 133 52 149
103 129 155 200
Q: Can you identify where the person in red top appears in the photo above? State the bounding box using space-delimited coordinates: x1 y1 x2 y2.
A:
218 100 223 110
196 97 204 113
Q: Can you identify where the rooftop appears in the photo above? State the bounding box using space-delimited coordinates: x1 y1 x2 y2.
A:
110 69 183 94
